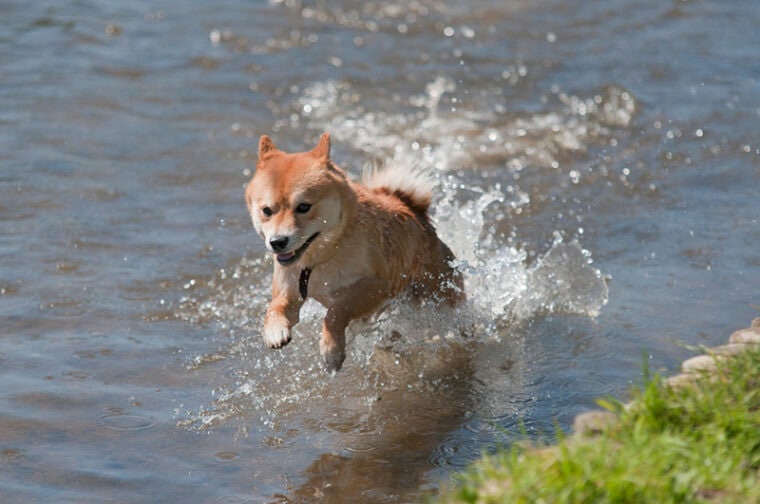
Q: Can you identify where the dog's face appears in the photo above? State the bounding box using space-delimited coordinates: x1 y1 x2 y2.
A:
245 133 344 266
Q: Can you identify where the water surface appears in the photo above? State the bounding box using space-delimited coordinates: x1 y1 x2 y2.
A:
1 0 759 502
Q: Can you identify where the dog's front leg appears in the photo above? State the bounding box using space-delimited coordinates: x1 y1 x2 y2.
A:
321 277 388 371
263 266 303 349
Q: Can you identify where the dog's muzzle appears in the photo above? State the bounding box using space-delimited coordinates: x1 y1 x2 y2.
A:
273 233 320 265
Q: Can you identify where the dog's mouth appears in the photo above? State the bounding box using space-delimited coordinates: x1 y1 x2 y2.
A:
276 233 320 266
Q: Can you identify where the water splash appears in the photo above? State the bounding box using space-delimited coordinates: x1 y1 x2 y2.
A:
435 184 608 321
175 76 614 432
174 179 608 433
294 75 613 318
297 76 480 171
295 77 636 178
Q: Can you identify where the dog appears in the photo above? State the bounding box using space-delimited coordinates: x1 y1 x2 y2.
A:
245 133 464 371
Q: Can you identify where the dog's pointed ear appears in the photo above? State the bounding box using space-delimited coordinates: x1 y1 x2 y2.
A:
311 132 331 161
258 135 279 160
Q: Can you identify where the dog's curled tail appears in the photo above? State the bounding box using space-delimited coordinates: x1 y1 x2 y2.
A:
363 163 433 215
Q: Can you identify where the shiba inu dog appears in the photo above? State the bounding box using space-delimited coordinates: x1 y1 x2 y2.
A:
245 133 464 371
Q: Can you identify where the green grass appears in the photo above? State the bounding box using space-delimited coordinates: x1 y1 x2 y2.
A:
437 345 760 504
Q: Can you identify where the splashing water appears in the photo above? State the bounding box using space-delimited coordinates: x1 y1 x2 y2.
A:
297 75 611 320
175 76 611 432
294 75 612 320
295 76 636 176
435 182 608 321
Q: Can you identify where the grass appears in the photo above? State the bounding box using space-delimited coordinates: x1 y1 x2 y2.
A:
436 344 760 504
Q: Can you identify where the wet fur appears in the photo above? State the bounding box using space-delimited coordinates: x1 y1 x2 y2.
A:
245 133 464 371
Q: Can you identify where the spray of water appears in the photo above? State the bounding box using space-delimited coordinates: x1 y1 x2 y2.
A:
175 76 612 432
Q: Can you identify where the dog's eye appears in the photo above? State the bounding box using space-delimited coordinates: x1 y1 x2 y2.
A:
296 203 312 214
261 207 273 217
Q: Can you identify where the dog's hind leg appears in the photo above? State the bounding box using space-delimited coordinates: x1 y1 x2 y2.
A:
412 240 465 307
320 277 389 372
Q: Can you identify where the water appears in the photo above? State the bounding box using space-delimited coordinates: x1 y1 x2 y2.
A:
1 0 759 501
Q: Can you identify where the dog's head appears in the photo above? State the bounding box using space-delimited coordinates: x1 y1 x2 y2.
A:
245 133 348 266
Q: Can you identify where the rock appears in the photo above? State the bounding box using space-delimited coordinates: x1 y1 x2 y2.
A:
665 372 698 389
729 328 760 345
682 354 723 373
573 410 617 437
708 343 752 356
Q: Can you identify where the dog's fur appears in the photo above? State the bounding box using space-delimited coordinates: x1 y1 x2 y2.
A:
245 133 464 371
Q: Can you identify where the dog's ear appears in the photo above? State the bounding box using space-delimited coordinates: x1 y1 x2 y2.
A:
311 132 331 161
258 135 279 160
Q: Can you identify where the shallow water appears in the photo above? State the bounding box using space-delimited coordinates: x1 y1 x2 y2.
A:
1 0 759 502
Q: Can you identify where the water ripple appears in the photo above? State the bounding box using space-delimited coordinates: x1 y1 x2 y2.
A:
96 411 158 431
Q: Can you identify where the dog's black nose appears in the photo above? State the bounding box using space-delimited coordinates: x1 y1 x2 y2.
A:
269 236 289 252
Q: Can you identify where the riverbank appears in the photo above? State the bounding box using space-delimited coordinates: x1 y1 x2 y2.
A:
437 318 760 504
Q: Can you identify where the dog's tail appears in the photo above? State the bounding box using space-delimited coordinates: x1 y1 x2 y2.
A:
362 163 433 215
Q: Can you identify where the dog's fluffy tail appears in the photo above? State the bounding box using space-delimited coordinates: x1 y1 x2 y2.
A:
362 163 433 214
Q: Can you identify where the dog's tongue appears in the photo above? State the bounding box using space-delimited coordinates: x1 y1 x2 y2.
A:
277 251 295 262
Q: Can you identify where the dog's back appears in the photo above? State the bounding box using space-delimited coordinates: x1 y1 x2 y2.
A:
356 165 464 306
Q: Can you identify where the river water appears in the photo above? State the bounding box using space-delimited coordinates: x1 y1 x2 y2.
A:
1 0 759 502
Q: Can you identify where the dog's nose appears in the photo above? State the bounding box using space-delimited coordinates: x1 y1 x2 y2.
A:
269 236 289 252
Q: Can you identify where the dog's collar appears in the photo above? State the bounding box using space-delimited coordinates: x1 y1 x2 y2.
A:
299 268 312 300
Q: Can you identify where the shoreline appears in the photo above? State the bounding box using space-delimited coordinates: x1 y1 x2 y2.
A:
573 317 760 437
437 317 760 503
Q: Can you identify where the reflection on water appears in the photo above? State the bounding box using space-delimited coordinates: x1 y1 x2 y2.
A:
1 0 759 502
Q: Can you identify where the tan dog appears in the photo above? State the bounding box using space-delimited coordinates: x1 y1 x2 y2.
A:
245 133 464 371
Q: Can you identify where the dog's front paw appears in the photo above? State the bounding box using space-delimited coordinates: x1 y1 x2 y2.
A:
319 339 346 372
263 320 292 348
